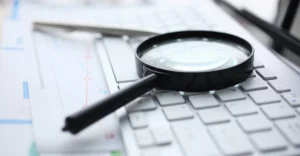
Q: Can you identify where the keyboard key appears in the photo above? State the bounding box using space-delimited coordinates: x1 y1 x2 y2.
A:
250 130 287 152
129 112 148 129
253 59 264 68
198 107 230 124
135 129 154 147
156 91 185 106
119 82 151 96
237 113 272 133
103 37 139 82
216 88 246 102
256 68 277 80
249 89 281 105
126 97 156 112
209 123 253 156
240 77 268 92
151 127 172 145
276 118 300 146
225 98 258 116
282 92 300 107
188 94 219 109
163 104 194 121
268 80 290 93
171 120 220 156
261 102 296 120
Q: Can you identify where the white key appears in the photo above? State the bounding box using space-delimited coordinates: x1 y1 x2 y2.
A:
237 113 272 133
156 92 185 106
119 82 151 96
216 88 246 102
240 77 268 92
261 102 296 120
163 104 194 121
171 120 220 156
253 59 264 68
256 68 277 80
268 80 290 93
188 94 219 109
151 127 172 145
129 112 148 129
282 92 300 107
250 130 287 152
225 98 258 116
209 123 253 156
135 129 154 147
197 107 230 124
103 37 139 82
248 89 281 105
126 97 156 112
276 118 300 146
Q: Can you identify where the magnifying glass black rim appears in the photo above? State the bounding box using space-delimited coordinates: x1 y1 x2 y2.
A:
135 31 254 92
136 31 254 74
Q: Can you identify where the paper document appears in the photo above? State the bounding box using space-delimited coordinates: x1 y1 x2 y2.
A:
26 30 123 153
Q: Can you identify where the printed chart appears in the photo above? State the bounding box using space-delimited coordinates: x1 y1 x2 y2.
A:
29 31 122 153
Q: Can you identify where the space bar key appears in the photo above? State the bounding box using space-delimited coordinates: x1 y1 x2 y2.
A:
171 120 220 156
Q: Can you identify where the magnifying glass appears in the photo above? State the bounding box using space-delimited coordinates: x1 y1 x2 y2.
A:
63 31 254 134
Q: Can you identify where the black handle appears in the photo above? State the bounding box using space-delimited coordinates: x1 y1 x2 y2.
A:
62 73 157 134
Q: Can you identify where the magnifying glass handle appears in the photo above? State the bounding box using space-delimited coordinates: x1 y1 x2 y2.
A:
62 74 157 134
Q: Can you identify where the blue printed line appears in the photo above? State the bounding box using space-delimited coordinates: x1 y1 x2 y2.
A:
23 81 30 99
10 0 19 20
0 119 32 124
1 47 24 51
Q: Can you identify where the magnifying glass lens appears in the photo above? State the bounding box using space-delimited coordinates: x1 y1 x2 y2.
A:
140 38 251 72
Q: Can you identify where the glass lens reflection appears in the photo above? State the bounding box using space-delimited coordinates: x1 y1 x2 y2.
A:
140 38 250 72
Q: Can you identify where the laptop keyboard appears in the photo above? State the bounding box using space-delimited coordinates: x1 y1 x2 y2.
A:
97 3 300 156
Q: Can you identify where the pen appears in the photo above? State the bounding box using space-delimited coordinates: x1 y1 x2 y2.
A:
34 21 160 36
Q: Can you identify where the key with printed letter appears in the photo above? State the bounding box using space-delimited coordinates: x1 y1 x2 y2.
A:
171 120 220 156
188 94 219 109
237 113 272 133
198 107 231 124
250 130 287 152
249 88 281 105
156 92 185 106
261 102 295 120
216 88 246 102
209 123 253 155
276 118 300 146
225 98 258 116
163 104 194 121
240 77 268 92
126 97 156 112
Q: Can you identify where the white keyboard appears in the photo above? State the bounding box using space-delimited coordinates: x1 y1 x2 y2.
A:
95 2 300 156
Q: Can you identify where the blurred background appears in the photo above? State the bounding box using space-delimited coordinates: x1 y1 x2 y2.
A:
1 0 300 67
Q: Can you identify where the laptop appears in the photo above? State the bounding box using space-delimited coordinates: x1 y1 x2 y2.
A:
26 1 300 155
